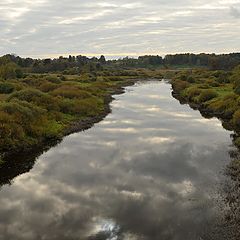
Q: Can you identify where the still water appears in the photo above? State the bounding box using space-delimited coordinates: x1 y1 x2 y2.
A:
0 81 233 240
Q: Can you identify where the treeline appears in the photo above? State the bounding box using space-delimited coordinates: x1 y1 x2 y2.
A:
1 53 240 76
164 53 240 70
112 53 240 70
1 54 107 75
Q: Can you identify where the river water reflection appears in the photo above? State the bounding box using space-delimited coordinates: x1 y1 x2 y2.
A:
0 81 233 239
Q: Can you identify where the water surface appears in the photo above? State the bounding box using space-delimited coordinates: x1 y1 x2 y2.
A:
0 81 233 240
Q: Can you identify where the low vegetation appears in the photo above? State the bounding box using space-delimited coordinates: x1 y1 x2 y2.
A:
0 55 167 158
172 66 240 146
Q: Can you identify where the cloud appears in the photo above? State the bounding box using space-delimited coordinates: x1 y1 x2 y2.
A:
0 81 232 239
0 0 239 58
230 6 240 18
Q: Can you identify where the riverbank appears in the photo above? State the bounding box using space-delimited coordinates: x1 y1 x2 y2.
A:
0 80 236 239
0 78 137 164
171 68 240 239
171 67 240 145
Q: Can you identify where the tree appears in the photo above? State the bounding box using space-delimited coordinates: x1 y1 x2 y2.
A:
99 55 106 64
0 63 18 80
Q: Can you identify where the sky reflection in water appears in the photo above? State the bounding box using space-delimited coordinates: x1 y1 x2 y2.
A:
0 81 233 240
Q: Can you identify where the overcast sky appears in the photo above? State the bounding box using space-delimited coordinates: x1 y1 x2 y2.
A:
0 0 240 59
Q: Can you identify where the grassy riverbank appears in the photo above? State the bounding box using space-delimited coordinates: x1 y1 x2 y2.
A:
0 74 129 158
171 65 240 146
0 65 166 159
171 66 240 236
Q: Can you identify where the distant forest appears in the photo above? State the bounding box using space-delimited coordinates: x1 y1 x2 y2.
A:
1 53 240 77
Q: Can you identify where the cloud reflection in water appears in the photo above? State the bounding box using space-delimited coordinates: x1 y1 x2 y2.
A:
0 81 233 240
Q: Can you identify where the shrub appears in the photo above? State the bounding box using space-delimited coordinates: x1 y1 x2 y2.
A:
8 89 46 102
205 79 220 87
234 83 240 95
212 70 230 83
58 99 76 114
8 89 59 111
0 82 15 94
107 76 124 82
51 86 92 99
233 110 240 129
207 93 239 118
73 98 102 116
39 82 58 92
186 76 195 83
198 89 218 102
45 75 61 84
0 100 49 140
0 111 25 150
0 63 19 80
172 80 189 92
21 76 45 87
184 87 202 101
79 73 97 82
58 97 102 116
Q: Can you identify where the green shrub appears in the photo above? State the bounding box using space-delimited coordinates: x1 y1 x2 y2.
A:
234 83 240 95
51 86 92 99
39 82 58 92
233 110 240 129
79 73 97 82
0 82 15 94
58 99 76 114
107 76 124 82
45 75 61 84
172 80 189 92
58 97 102 116
186 76 195 83
0 111 25 150
205 79 220 87
73 98 102 116
0 63 19 80
21 76 45 87
184 87 202 101
8 89 59 111
198 89 218 102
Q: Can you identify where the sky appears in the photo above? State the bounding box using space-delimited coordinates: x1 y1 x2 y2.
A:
0 0 240 59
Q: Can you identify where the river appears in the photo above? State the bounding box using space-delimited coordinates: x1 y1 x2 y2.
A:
0 81 234 240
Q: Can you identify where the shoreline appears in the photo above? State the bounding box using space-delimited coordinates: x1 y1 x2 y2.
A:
0 80 136 162
171 90 235 133
171 83 240 239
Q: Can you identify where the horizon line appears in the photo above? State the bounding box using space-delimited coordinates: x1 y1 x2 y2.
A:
2 51 240 60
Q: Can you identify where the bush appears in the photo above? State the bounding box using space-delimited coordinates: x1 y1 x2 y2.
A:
79 73 97 82
58 99 76 114
184 87 202 101
205 79 220 87
51 86 92 99
45 75 61 84
73 98 102 116
0 111 25 150
186 76 195 83
58 97 102 116
234 82 240 95
0 82 15 94
172 80 189 92
233 110 240 129
0 63 18 80
8 89 59 111
0 100 49 140
213 70 230 83
107 76 124 82
39 82 58 92
198 89 218 102
207 93 239 118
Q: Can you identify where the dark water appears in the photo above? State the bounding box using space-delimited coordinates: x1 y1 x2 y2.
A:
0 81 234 240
